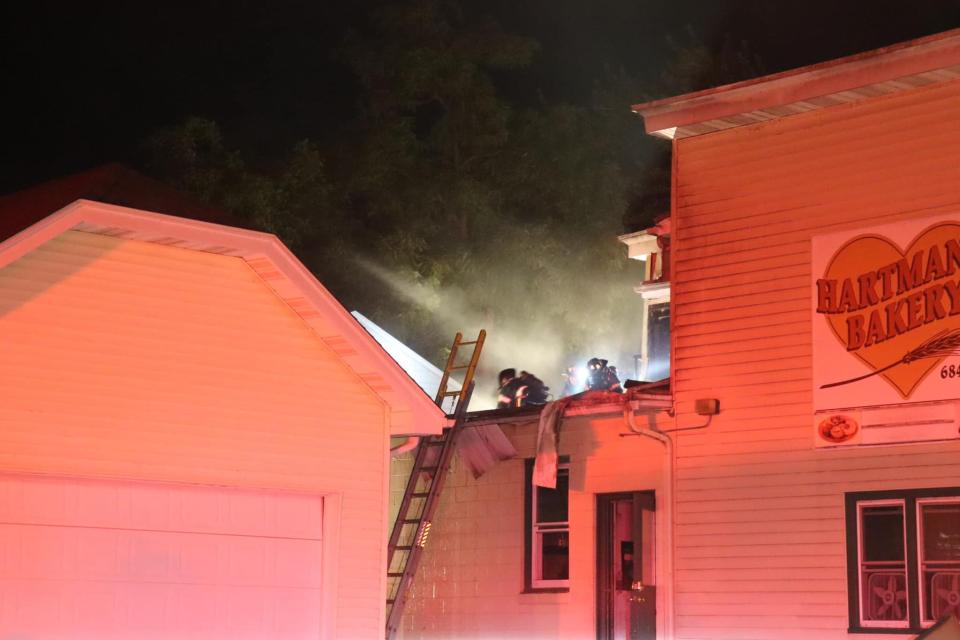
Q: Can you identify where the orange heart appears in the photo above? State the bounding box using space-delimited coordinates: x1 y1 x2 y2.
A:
821 223 960 398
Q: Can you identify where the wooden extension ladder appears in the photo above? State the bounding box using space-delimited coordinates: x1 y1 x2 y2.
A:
385 330 486 639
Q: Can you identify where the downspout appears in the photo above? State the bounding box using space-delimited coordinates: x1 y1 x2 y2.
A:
622 401 675 640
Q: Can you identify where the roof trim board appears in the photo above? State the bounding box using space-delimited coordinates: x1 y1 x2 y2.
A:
0 199 446 436
633 28 960 139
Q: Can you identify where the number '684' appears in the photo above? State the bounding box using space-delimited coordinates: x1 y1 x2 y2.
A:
941 365 960 378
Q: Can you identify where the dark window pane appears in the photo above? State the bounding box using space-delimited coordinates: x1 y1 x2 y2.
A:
646 302 670 381
922 504 960 562
536 468 569 523
541 531 569 580
862 505 905 562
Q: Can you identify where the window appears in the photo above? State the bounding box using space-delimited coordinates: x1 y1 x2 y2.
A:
524 458 570 591
645 302 670 382
919 500 960 624
856 501 908 627
846 488 960 633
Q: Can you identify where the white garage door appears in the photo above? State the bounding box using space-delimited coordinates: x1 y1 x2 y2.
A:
0 474 325 639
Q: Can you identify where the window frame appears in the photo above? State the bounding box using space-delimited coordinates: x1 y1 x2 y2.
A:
523 457 570 593
855 499 909 630
846 487 960 634
916 497 960 627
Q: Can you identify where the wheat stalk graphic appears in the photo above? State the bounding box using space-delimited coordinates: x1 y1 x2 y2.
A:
821 328 960 389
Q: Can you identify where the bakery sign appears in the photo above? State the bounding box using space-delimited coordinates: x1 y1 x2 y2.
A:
812 215 960 448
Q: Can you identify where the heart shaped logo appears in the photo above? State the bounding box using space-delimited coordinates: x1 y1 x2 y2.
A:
817 223 960 398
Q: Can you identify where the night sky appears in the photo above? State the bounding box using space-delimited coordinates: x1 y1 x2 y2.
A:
4 1 960 193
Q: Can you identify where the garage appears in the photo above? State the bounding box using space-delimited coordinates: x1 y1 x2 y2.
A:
0 198 448 638
0 474 325 639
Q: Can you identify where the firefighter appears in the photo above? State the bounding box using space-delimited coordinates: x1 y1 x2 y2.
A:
497 368 520 408
561 365 585 397
516 370 549 406
497 368 549 408
586 357 623 393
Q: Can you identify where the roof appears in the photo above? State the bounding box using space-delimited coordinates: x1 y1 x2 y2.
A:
464 385 672 427
0 164 238 244
633 28 960 140
352 311 460 413
0 199 447 436
351 311 518 476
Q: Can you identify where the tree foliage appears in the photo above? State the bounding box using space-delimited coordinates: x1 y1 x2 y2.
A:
139 1 763 403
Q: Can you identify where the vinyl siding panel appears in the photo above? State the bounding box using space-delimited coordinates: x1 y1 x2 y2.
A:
672 79 960 639
0 230 389 639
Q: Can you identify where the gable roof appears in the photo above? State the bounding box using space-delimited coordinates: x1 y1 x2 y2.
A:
0 199 447 436
633 28 960 140
0 163 238 244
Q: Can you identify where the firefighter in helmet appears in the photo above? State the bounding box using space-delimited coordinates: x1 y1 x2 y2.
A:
586 357 623 393
497 368 550 408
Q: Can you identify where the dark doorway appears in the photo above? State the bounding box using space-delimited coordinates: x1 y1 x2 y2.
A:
597 492 656 640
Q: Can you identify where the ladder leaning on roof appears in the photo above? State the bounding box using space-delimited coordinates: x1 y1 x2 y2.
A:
385 330 485 639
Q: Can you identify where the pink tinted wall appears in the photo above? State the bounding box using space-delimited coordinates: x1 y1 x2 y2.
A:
397 412 671 639
0 230 391 638
670 79 960 639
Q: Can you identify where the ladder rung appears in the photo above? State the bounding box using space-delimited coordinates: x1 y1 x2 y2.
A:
386 337 480 637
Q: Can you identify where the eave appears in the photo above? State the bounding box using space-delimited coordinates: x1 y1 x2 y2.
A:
633 28 960 140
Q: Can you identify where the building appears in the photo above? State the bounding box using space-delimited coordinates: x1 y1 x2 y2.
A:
397 29 960 640
396 386 672 640
0 189 446 638
633 27 960 639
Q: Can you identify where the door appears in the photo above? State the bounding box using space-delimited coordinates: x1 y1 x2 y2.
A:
598 492 656 640
0 474 326 639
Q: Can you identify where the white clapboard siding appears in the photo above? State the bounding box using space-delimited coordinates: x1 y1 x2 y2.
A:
0 230 389 639
671 79 960 639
